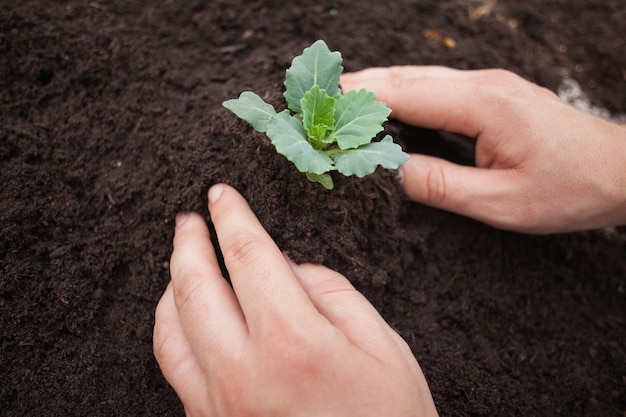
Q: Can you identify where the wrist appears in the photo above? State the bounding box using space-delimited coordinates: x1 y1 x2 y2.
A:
596 120 626 228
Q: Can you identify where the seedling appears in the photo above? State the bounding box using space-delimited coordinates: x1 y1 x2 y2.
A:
223 40 409 190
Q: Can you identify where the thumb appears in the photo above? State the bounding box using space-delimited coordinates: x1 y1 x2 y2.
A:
400 154 521 230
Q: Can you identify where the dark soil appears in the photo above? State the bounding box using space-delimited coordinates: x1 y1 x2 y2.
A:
1 1 625 416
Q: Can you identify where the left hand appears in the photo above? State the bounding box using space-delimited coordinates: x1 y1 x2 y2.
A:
341 66 626 234
153 183 438 417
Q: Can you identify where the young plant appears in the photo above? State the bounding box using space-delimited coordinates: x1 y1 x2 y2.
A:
223 40 409 190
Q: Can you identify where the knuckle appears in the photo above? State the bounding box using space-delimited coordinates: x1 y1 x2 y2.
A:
152 324 173 363
424 163 448 206
172 269 205 311
312 271 352 297
387 65 409 81
215 333 324 415
152 285 174 361
477 69 538 108
258 318 325 371
152 319 167 360
152 311 179 369
308 274 359 309
223 229 265 266
481 68 522 87
271 333 322 373
473 70 549 132
389 74 410 93
215 373 259 416
385 66 414 91
487 187 547 233
478 70 522 98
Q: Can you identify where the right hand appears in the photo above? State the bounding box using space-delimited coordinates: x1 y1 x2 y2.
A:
341 66 626 234
154 184 439 417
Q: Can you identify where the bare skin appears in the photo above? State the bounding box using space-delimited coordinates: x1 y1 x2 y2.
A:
154 67 626 416
154 184 438 417
342 66 626 234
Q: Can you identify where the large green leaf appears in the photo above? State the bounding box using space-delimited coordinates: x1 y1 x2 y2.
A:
266 110 334 175
284 40 343 114
301 85 335 148
222 91 277 133
332 135 409 177
332 89 391 150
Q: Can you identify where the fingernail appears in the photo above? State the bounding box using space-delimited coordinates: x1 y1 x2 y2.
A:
396 167 405 185
208 184 224 204
175 212 189 228
283 252 297 268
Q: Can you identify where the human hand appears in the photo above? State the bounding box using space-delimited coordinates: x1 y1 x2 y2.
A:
341 66 626 234
153 184 438 417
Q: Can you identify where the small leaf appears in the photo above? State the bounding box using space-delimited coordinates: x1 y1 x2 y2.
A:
223 91 277 133
306 172 334 190
332 89 391 149
284 40 343 114
266 110 335 175
301 85 335 148
332 135 410 177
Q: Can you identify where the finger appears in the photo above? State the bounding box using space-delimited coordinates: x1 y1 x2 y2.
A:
341 66 534 139
153 283 214 414
342 66 486 136
169 212 247 363
291 262 440 384
400 153 522 230
289 262 406 361
207 184 320 331
341 65 467 85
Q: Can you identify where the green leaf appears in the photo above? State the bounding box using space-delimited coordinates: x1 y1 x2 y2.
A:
223 91 277 133
301 85 335 148
284 40 343 114
306 172 334 190
266 110 334 175
332 135 409 177
332 89 391 150
223 41 405 190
